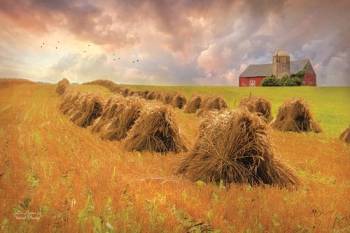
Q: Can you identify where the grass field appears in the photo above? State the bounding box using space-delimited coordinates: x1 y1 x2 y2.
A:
0 81 350 232
119 85 350 137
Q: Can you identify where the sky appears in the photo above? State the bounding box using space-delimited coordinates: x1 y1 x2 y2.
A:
0 0 349 86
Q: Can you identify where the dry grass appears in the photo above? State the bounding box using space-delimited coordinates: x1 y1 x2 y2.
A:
124 105 187 153
0 82 350 233
239 96 272 122
272 98 322 133
0 78 33 89
177 109 299 187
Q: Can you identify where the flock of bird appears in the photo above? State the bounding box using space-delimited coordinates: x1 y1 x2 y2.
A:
39 41 141 64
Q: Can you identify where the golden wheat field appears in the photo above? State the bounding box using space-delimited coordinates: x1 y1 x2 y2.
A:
1 79 350 233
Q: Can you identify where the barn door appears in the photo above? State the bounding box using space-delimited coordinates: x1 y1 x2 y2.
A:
249 79 256 86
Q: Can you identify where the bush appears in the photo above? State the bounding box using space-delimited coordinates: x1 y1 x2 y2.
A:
262 73 304 87
280 75 300 86
262 76 281 86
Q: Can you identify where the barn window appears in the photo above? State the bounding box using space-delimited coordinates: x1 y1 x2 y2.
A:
249 79 256 86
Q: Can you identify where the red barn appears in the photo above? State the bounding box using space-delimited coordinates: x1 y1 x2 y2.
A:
239 50 317 87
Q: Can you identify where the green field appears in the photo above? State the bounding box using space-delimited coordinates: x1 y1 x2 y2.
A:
116 85 350 137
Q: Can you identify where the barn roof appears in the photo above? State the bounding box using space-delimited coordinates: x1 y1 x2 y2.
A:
291 59 310 73
240 63 272 77
240 59 310 78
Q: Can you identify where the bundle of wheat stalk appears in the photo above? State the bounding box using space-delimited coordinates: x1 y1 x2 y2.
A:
239 96 272 122
121 88 130 97
56 78 70 95
184 95 202 113
177 109 299 187
171 94 187 109
146 91 157 100
162 93 176 105
155 92 163 101
66 94 104 128
131 91 141 97
99 97 144 140
91 95 125 133
271 98 321 133
203 96 227 110
340 127 350 143
139 90 149 99
59 90 81 115
197 96 228 116
124 106 187 153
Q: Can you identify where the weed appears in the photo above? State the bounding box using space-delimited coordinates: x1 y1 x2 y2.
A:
145 199 165 232
171 205 215 233
0 218 10 233
32 131 42 145
115 191 142 233
78 192 95 231
26 170 39 188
